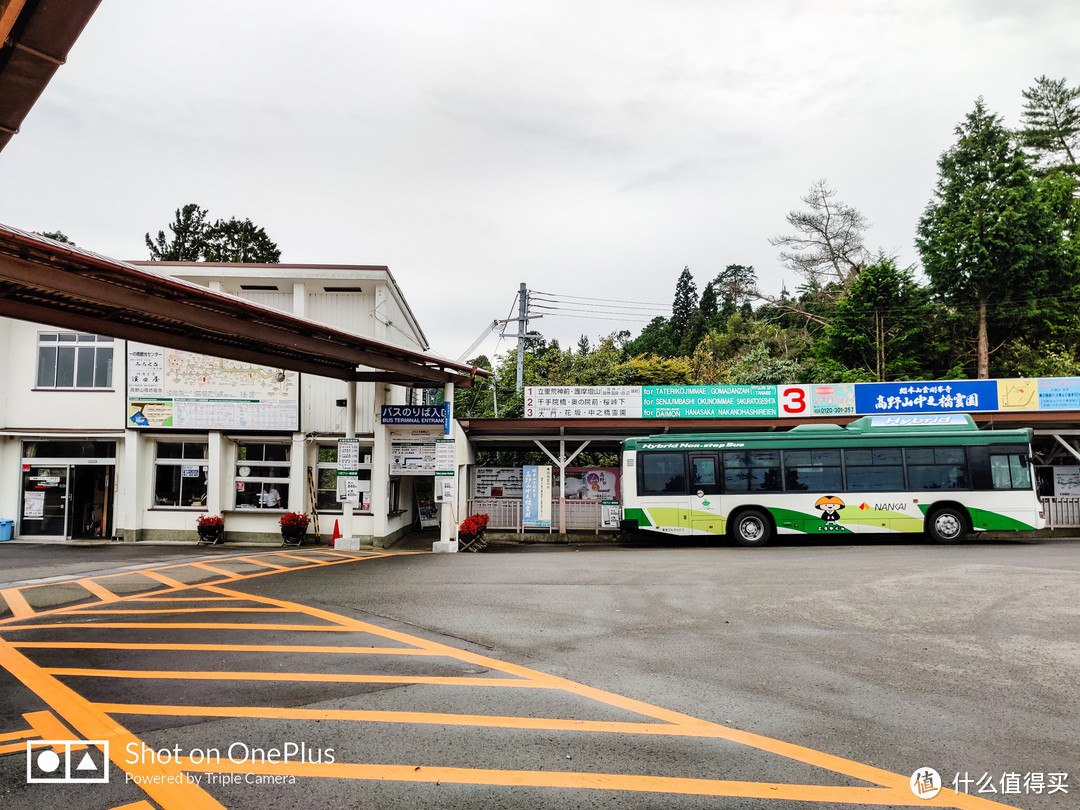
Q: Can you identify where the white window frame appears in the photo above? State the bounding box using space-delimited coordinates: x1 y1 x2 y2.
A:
153 440 209 509
36 332 114 390
315 441 373 513
234 440 292 510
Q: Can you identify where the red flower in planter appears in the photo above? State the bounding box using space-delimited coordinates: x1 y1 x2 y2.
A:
196 514 224 529
279 512 310 532
459 513 489 538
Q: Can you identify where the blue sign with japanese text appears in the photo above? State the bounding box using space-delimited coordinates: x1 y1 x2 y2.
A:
854 381 998 414
380 405 447 425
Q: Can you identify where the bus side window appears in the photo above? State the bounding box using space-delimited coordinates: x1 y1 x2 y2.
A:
724 450 781 493
905 446 969 490
990 454 1032 490
690 454 720 495
641 452 688 495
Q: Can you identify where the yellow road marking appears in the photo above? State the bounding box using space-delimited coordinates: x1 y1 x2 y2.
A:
174 757 1006 808
235 555 289 570
190 561 242 578
131 597 245 602
0 710 84 754
0 551 1022 809
272 552 329 564
109 802 157 810
0 587 34 619
0 550 382 628
12 641 440 656
77 577 120 603
70 607 288 615
25 708 79 742
197 582 1017 808
51 668 547 688
2 622 356 632
94 702 738 734
0 638 224 809
139 570 188 588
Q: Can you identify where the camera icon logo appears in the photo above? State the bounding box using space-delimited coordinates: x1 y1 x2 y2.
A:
26 740 109 784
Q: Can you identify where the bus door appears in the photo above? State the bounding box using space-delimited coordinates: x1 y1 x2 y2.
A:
639 451 691 535
689 453 724 537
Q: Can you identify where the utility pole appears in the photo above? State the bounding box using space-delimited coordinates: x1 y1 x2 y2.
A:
515 282 527 393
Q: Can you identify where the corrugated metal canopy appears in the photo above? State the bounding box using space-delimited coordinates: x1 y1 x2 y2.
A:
0 0 101 152
0 224 490 387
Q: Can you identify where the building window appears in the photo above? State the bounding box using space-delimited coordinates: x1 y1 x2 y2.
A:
37 333 114 389
316 443 373 512
235 442 290 509
154 441 208 507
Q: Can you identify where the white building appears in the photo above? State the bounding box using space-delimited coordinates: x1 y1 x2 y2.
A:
0 261 473 547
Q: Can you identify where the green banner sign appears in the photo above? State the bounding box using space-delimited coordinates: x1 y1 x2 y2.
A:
641 385 777 418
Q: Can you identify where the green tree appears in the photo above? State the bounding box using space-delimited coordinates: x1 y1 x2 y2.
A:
769 180 869 288
201 217 282 263
624 316 677 358
711 264 758 321
145 205 282 262
36 230 73 244
670 266 698 347
917 98 1069 378
1020 75 1080 175
698 282 718 328
145 203 209 261
815 258 934 381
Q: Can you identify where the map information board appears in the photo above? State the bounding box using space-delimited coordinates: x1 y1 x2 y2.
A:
126 343 299 430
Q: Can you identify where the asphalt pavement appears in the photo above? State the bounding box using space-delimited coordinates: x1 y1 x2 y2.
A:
0 534 1075 810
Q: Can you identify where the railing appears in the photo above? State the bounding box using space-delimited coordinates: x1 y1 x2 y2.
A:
1041 497 1080 528
466 499 610 533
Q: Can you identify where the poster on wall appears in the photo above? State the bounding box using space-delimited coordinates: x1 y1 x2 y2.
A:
126 342 299 430
23 491 44 518
390 441 439 474
562 468 620 500
474 467 620 500
522 465 552 528
474 467 524 498
1053 466 1080 496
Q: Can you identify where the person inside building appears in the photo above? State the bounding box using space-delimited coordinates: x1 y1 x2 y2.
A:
258 483 281 508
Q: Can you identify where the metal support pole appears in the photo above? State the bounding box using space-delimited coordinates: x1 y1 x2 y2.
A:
338 380 358 550
515 282 526 393
433 382 459 552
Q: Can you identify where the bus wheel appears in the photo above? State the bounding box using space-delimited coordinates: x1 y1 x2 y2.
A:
927 507 967 544
732 509 772 547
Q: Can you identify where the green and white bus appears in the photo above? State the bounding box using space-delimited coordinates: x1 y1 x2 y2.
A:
620 414 1045 546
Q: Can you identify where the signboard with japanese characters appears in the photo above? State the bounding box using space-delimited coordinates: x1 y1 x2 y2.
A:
525 386 643 419
522 465 552 528
126 342 298 430
380 405 447 425
523 378 1080 419
389 441 438 475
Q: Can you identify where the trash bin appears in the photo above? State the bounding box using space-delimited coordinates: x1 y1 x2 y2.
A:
0 520 13 541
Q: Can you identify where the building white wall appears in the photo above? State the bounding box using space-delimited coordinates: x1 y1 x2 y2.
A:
0 264 436 547
1 318 125 430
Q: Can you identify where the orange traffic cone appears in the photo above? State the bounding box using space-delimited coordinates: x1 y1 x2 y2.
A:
331 520 341 548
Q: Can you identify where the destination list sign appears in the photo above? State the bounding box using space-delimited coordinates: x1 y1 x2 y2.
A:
641 385 777 418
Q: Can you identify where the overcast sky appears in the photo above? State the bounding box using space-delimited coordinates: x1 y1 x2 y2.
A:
1 1 1077 363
